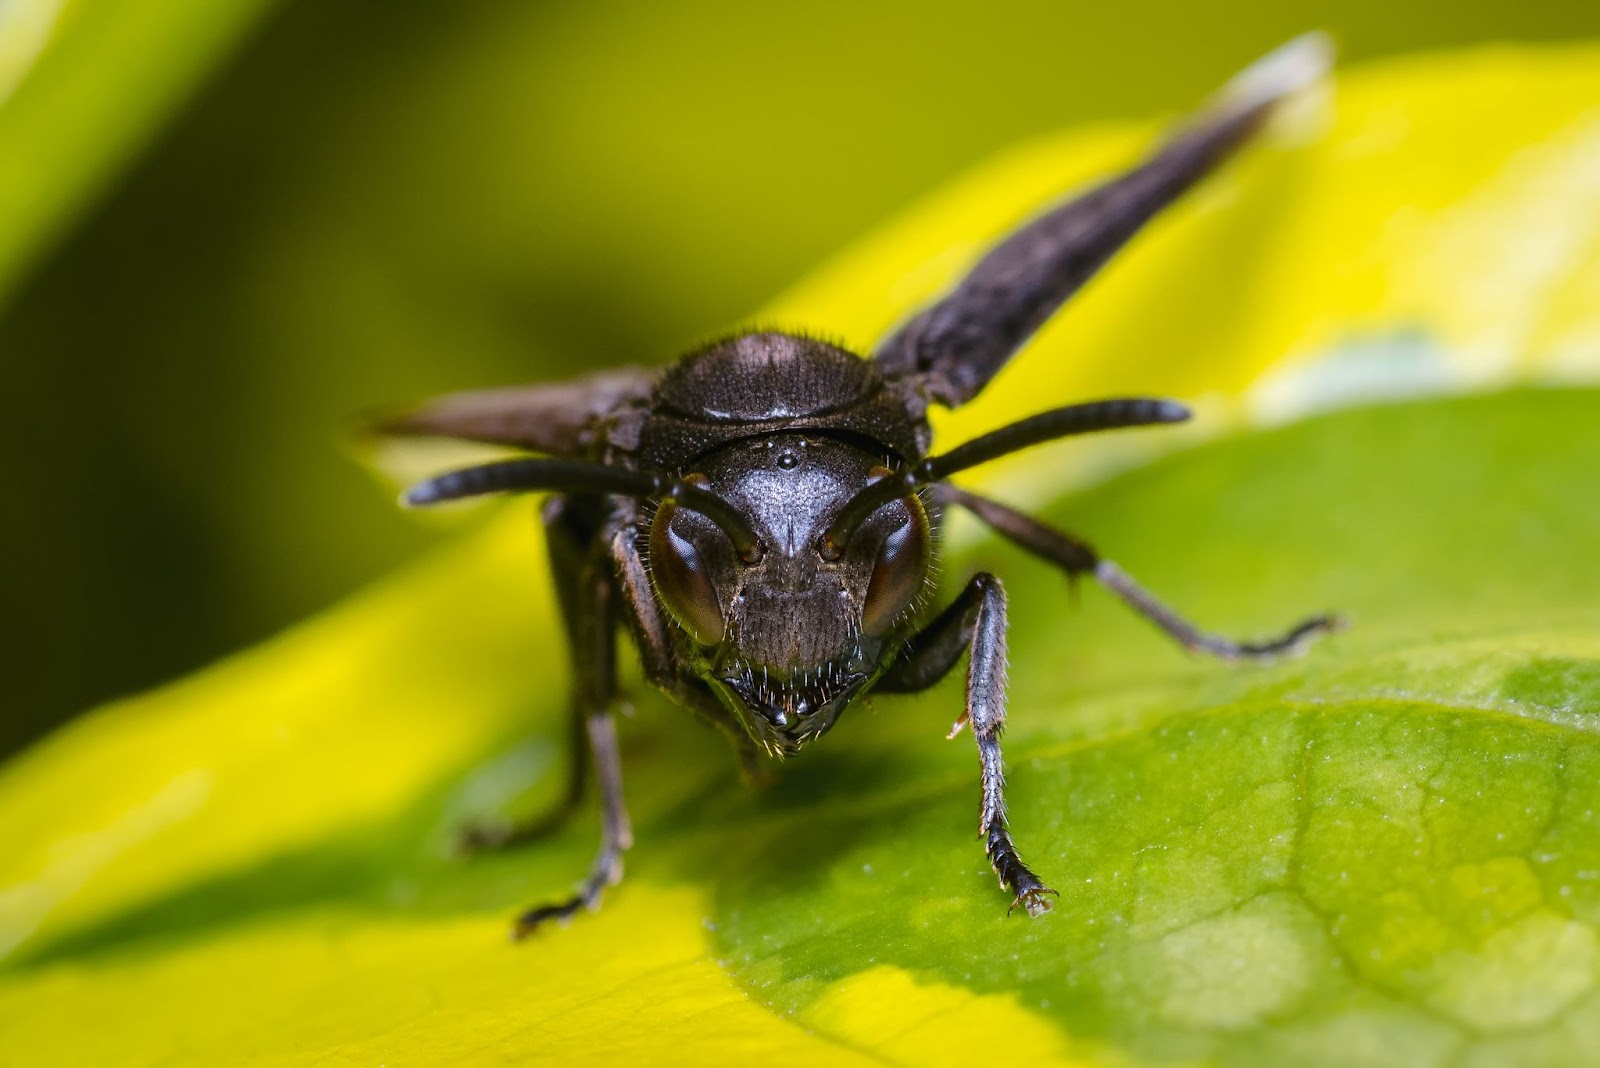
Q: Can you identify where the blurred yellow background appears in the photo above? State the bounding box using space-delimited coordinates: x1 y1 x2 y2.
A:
3 0 1599 755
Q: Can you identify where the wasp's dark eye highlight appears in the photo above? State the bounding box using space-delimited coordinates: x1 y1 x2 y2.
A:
861 500 931 636
650 504 726 646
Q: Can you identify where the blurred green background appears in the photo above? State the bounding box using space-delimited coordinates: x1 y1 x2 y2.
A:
3 0 1599 757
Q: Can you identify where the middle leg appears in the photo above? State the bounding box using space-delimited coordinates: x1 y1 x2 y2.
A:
510 496 635 936
939 485 1341 661
459 495 597 854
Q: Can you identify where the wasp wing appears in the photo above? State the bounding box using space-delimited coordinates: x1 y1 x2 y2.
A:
874 34 1331 408
374 366 656 456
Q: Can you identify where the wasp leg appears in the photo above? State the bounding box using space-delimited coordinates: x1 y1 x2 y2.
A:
941 485 1341 661
874 35 1328 409
878 573 1057 917
512 709 632 938
608 513 767 781
484 496 634 936
458 496 598 854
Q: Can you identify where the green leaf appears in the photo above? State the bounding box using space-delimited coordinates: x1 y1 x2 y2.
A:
9 388 1600 1066
5 43 1600 1067
713 386 1600 1065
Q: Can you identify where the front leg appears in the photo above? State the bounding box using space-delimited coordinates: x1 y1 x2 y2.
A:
878 573 1057 916
609 519 766 782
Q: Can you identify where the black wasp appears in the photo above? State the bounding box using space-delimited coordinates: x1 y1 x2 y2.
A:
385 36 1340 935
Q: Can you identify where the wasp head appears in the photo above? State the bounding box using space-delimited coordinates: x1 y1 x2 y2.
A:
646 434 932 756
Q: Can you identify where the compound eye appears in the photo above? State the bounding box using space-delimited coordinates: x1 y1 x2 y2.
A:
861 498 931 637
649 502 726 646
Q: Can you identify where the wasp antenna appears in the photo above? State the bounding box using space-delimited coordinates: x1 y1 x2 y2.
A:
927 398 1189 481
660 482 765 564
402 457 662 508
403 456 762 562
822 398 1187 553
